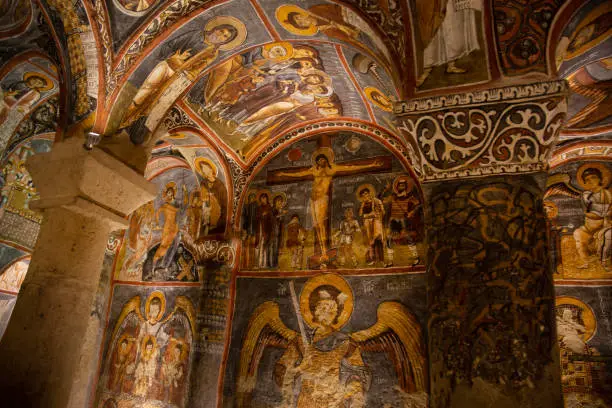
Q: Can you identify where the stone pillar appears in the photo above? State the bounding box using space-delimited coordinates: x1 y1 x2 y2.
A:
0 139 156 407
395 81 568 408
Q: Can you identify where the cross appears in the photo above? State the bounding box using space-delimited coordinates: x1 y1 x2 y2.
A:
267 136 392 268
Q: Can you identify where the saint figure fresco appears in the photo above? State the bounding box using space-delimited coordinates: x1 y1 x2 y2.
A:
411 0 487 89
100 291 196 408
120 16 247 142
236 274 427 407
555 297 609 407
546 162 612 275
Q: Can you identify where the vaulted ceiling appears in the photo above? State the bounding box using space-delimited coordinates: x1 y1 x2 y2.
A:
0 0 610 172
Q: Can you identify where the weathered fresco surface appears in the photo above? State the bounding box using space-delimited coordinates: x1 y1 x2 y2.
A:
555 286 612 407
96 284 200 408
426 175 561 407
545 160 612 279
240 133 424 271
114 143 230 283
223 272 428 407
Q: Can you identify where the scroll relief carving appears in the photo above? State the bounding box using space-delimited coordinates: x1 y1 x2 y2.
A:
395 81 568 181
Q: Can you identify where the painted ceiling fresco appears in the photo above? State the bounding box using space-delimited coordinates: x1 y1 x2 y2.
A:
555 0 612 139
107 0 400 160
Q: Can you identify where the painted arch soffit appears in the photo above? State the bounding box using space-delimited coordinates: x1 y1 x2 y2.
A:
104 0 400 106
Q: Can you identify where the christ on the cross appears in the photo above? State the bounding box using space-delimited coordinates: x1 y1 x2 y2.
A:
272 147 388 263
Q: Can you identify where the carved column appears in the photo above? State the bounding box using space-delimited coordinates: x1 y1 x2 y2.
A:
0 139 156 407
395 81 567 408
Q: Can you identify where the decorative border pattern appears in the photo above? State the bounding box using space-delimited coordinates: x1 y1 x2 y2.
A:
395 81 566 113
162 105 199 130
395 81 568 182
549 141 612 168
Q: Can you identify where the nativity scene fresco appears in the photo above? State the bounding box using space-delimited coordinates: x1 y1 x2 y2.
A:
240 133 424 271
545 160 612 279
223 273 428 408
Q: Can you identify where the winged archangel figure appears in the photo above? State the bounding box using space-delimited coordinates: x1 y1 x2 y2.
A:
545 164 612 271
236 274 428 407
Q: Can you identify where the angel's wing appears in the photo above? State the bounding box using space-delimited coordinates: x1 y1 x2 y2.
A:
236 301 297 407
544 174 582 199
110 296 144 350
350 302 427 393
161 295 197 338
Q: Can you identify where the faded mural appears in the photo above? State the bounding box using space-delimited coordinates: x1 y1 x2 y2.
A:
223 273 428 408
241 133 424 271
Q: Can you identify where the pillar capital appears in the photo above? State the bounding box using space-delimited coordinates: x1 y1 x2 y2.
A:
26 138 157 228
395 80 568 183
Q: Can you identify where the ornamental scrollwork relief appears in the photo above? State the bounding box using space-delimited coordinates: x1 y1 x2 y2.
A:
396 81 567 181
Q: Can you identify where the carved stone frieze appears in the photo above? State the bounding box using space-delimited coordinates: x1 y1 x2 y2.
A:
395 81 568 182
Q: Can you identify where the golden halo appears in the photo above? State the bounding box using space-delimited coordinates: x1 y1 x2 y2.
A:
167 132 186 139
393 175 415 195
276 5 318 36
140 334 158 352
204 16 247 51
576 162 611 190
556 296 597 341
145 291 166 322
543 201 559 219
167 338 189 362
23 72 53 92
263 42 294 62
311 147 335 166
194 157 218 179
164 181 177 195
300 273 354 330
365 86 393 112
256 189 271 203
117 333 135 351
356 183 376 201
272 191 287 207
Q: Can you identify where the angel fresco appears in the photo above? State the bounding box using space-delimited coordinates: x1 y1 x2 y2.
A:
236 274 427 407
101 291 196 407
545 163 612 272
